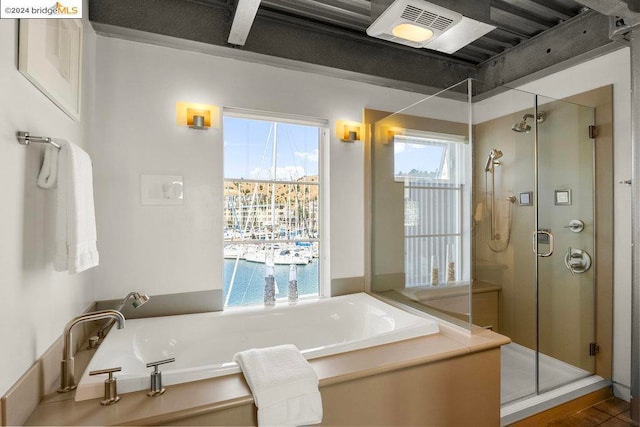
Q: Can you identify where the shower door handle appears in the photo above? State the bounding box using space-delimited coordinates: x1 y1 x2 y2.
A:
532 230 554 257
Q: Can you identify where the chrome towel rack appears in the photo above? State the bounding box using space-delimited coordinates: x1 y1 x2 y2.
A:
17 131 61 149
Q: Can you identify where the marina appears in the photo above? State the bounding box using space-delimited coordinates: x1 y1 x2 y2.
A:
223 257 319 306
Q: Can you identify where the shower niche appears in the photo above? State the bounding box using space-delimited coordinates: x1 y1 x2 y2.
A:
367 79 613 407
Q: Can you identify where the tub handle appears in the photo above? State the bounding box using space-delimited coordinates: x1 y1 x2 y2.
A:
89 366 121 405
146 358 175 396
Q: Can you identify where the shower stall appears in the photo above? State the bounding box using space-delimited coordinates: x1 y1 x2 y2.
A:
367 79 612 424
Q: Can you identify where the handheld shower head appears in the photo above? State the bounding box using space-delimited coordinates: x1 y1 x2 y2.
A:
131 292 150 308
484 149 503 172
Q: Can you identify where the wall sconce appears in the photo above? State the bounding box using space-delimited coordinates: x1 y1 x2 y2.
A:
336 120 363 142
384 127 405 145
176 102 220 130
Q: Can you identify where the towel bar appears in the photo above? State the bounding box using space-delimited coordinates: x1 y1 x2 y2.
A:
17 131 61 149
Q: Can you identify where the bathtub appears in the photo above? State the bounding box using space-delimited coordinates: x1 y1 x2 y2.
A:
75 293 440 401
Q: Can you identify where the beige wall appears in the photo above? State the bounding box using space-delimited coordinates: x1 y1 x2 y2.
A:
162 349 502 427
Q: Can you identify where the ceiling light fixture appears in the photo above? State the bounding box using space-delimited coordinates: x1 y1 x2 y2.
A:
367 0 496 53
392 23 434 43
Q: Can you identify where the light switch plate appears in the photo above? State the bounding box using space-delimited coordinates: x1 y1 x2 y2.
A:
141 174 184 205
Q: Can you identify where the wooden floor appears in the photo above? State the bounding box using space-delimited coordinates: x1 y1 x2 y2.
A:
545 397 635 426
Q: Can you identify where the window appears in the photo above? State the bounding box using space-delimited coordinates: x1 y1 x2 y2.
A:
223 112 321 306
394 131 470 287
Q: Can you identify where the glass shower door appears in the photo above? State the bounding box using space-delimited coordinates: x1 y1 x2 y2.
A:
535 95 596 393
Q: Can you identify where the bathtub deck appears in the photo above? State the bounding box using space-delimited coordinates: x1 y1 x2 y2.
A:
24 323 509 426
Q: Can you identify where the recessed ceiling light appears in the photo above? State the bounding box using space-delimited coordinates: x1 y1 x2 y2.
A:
392 23 434 42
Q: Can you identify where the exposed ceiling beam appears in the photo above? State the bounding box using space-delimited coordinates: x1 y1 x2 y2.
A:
228 0 262 45
89 0 623 97
475 10 624 96
574 0 640 28
89 0 475 94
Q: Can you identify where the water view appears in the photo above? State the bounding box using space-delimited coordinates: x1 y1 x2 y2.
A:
223 116 321 306
223 258 319 306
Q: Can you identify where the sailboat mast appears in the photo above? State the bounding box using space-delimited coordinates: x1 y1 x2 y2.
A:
270 123 277 242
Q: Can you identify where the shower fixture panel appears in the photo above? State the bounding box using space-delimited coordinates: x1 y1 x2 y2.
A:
512 112 546 133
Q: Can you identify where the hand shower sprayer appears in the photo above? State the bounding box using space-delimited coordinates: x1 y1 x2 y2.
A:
484 149 503 173
483 148 515 252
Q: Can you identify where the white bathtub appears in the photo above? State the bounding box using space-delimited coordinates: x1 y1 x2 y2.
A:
75 293 439 401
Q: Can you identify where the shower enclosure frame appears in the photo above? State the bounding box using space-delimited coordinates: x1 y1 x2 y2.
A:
365 79 614 423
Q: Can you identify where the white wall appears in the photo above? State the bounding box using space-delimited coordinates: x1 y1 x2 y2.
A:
91 36 436 300
515 48 632 399
0 19 96 396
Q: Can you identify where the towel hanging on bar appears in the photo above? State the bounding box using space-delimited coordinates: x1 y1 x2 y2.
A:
17 131 61 149
37 145 59 189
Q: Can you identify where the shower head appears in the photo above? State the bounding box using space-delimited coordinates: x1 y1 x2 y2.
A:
511 112 546 133
131 292 150 308
511 120 531 133
484 149 503 172
114 291 150 311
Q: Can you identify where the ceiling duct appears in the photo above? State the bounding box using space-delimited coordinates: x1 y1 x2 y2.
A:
367 0 496 53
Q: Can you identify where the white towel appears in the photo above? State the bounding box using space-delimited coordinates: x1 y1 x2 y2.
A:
37 145 59 189
234 344 323 427
53 140 100 274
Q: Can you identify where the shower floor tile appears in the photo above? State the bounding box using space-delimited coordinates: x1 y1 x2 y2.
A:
502 342 591 404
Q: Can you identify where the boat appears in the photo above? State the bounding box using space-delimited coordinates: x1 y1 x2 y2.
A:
223 245 246 259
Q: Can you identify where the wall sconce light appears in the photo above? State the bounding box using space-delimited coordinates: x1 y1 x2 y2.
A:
385 127 405 145
176 102 220 130
336 120 363 142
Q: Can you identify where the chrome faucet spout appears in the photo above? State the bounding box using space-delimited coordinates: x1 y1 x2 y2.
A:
58 309 125 393
97 291 149 338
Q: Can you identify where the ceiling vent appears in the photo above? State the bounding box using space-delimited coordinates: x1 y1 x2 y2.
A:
367 0 496 53
367 0 462 48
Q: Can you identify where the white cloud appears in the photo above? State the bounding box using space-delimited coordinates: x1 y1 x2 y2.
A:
295 149 319 162
395 141 427 154
249 166 306 180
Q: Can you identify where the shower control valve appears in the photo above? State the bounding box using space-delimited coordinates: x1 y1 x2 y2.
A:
146 357 175 396
564 247 591 275
563 219 584 233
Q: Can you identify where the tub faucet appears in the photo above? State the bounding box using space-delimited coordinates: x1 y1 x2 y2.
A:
58 310 125 393
97 291 149 338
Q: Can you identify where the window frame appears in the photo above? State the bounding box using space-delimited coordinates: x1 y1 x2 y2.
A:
394 130 470 287
222 108 328 306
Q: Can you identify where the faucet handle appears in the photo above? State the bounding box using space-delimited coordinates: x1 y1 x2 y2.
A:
89 367 122 405
146 358 175 396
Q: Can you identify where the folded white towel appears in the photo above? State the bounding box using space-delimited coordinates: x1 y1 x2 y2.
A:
234 344 323 427
53 140 99 274
37 145 59 189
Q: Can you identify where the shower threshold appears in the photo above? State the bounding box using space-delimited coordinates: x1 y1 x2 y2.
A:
500 343 609 425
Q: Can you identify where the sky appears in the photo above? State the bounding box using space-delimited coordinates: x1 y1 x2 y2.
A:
223 116 320 181
394 140 446 177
